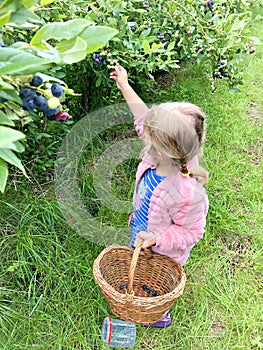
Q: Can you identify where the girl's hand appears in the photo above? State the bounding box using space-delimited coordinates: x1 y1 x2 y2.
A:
109 65 129 90
134 231 156 249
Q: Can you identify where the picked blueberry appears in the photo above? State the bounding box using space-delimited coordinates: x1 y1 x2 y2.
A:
152 290 158 297
146 288 151 294
120 284 125 290
142 285 147 290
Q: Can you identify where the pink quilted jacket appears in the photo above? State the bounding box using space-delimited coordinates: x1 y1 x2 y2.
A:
132 113 209 266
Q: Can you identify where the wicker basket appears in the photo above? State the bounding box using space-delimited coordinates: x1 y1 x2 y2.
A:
93 242 186 325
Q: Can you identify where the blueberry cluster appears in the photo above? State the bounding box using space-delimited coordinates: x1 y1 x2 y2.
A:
212 59 229 91
142 285 158 297
143 1 149 9
19 75 69 122
157 31 165 40
119 284 158 296
204 0 214 11
195 43 206 54
156 31 170 48
246 42 255 54
92 53 103 66
119 284 128 290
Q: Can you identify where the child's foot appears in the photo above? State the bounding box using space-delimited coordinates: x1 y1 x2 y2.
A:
145 311 172 328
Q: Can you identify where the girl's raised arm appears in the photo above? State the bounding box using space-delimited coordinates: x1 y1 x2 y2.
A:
110 65 149 119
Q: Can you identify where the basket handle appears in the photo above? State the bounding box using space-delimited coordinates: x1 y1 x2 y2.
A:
126 239 143 301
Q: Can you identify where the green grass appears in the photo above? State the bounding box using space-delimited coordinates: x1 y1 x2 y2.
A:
1 8 263 350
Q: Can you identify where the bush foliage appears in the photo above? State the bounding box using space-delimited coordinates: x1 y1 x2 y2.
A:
0 0 261 192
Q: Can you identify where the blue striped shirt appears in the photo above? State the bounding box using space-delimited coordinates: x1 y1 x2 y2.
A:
130 168 166 248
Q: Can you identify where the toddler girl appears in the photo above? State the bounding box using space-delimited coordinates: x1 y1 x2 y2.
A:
110 65 209 328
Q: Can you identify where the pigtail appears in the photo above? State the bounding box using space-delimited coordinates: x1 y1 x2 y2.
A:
189 167 209 184
180 156 209 184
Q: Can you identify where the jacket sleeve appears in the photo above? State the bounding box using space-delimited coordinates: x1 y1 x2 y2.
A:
154 182 209 252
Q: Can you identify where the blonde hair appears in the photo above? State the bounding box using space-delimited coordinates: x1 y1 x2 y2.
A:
142 102 209 184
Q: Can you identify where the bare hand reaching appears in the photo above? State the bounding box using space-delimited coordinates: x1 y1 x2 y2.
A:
109 65 129 91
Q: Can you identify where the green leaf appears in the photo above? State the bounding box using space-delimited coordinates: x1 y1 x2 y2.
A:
10 5 41 25
56 26 118 55
0 48 50 75
0 11 11 26
0 89 21 103
58 36 88 64
0 0 20 12
0 79 15 90
249 36 262 45
133 9 147 14
22 0 38 8
0 126 25 148
4 140 25 153
151 42 163 51
142 40 150 54
0 148 25 173
167 41 175 51
0 158 8 193
30 19 92 48
83 26 118 53
0 0 40 25
139 28 151 40
0 111 15 126
40 0 55 5
231 18 247 32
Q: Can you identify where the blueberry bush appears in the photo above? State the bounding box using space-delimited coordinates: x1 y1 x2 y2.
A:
0 0 118 192
37 0 261 112
0 0 261 191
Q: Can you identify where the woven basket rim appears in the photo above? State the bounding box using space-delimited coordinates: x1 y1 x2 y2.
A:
93 244 186 301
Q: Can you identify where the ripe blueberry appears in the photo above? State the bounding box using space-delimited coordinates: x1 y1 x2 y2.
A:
131 26 136 32
51 84 64 97
31 75 43 87
142 285 147 290
146 288 151 294
20 88 36 100
22 99 35 111
33 95 48 111
152 290 158 297
119 284 125 290
44 106 59 118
